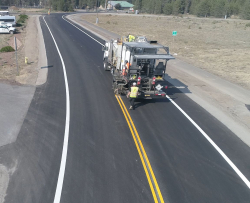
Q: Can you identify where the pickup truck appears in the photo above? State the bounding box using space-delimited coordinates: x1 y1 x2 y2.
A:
0 23 16 34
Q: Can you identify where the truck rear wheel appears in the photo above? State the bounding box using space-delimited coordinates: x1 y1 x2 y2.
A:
103 59 109 71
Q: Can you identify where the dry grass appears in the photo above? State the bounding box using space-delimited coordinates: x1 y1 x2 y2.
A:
0 15 27 83
82 14 250 89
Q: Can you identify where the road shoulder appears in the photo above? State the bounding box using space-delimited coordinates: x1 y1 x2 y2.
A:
0 16 47 202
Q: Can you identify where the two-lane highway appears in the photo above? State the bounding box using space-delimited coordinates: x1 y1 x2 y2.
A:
3 13 250 203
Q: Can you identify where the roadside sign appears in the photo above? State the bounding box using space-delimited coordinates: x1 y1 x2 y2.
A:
172 31 177 36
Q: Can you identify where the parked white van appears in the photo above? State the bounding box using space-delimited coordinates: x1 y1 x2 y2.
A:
0 11 9 16
0 16 16 26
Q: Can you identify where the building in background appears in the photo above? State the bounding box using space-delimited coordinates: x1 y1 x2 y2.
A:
107 1 134 10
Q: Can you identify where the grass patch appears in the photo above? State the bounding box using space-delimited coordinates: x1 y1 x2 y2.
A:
246 23 250 27
16 14 28 26
0 46 15 52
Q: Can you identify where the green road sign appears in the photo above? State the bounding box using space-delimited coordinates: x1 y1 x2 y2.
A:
172 31 177 36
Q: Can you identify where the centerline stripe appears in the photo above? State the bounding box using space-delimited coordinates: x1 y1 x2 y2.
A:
115 95 158 203
43 16 71 203
116 95 164 203
118 96 165 203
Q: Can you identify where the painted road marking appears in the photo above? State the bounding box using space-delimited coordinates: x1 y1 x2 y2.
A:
63 12 250 193
166 95 250 189
116 95 164 203
43 16 71 203
168 86 186 89
62 15 104 46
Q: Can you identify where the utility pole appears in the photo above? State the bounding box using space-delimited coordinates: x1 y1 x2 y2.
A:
14 37 19 75
105 0 108 11
96 0 99 24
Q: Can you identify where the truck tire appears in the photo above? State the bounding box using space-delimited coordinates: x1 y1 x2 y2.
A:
103 59 109 71
9 30 13 34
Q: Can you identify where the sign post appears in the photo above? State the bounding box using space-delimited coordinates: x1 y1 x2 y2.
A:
172 31 177 54
14 37 19 75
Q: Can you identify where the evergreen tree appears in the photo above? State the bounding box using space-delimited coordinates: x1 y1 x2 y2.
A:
114 3 122 10
211 0 226 18
163 2 173 14
155 0 162 13
229 1 240 15
148 0 156 13
189 0 201 14
172 0 185 14
240 0 250 19
184 0 191 13
1 0 249 19
134 0 142 10
196 0 211 17
57 0 65 11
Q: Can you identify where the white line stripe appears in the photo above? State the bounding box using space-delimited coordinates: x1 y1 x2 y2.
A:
166 95 250 189
43 16 71 203
62 15 104 46
168 86 186 89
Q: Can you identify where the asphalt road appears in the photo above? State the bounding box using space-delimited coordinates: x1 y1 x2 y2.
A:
2 13 250 203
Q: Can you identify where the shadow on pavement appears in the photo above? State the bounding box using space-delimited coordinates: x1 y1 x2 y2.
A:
165 74 191 95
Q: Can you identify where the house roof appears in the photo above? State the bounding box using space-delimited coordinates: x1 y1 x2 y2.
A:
108 1 134 8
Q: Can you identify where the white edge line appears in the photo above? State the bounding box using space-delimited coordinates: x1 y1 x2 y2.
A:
166 95 250 189
62 15 104 46
42 16 71 203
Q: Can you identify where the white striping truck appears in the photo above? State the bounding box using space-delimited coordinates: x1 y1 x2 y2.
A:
102 38 175 99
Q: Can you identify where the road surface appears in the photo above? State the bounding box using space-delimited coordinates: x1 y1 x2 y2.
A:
2 13 250 203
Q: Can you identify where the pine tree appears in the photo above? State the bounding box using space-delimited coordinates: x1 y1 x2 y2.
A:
189 0 201 14
184 0 191 13
163 2 173 14
148 0 156 13
196 0 211 17
229 1 240 15
240 0 250 19
134 0 142 10
155 0 162 13
172 0 185 14
211 0 226 18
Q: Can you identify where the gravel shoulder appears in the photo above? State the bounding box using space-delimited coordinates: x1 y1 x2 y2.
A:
0 15 47 203
0 15 47 147
67 13 250 147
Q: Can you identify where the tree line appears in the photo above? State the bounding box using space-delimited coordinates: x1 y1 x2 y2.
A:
1 0 250 19
133 0 250 19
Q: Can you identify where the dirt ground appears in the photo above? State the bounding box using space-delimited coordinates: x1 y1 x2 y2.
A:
0 14 39 85
0 27 24 84
81 13 250 90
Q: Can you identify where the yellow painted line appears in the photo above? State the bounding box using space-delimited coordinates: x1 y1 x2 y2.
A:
118 96 165 203
115 95 158 203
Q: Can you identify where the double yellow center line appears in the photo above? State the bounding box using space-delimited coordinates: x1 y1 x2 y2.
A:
115 95 165 203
